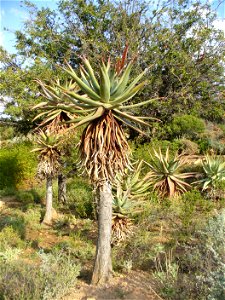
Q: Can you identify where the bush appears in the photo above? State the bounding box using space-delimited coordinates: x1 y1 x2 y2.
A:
67 177 93 218
53 236 95 261
0 213 26 240
178 138 200 155
180 190 214 228
176 209 225 300
167 115 205 140
0 227 25 251
0 142 37 190
15 189 42 205
0 250 80 300
131 139 181 167
23 208 42 229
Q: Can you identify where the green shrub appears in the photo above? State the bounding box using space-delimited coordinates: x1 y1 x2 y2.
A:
180 190 213 228
67 177 93 218
0 250 80 300
15 189 42 205
16 191 34 204
131 139 181 167
167 115 205 140
23 208 42 229
176 210 225 300
201 122 225 154
178 138 200 155
0 227 25 251
53 237 95 261
0 142 37 190
0 213 26 240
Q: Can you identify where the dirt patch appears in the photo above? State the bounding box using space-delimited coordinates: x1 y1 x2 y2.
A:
63 271 163 300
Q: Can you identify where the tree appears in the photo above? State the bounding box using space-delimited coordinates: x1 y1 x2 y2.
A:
1 0 224 133
142 0 225 124
36 47 155 284
32 130 62 224
32 79 79 204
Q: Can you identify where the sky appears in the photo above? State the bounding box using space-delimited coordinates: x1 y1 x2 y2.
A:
0 0 58 53
0 0 225 54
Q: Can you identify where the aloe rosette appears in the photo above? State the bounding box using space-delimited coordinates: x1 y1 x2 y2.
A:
37 48 158 184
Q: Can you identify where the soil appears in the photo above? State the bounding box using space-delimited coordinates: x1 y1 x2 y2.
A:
63 270 163 300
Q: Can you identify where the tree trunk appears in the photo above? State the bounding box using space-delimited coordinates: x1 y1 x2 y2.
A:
42 175 53 225
58 173 67 204
92 181 113 285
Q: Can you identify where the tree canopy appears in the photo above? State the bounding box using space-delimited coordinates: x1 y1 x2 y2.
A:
0 0 224 134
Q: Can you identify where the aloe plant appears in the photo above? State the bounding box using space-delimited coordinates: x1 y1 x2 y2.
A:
32 130 62 224
196 155 225 191
33 79 80 204
33 79 80 132
112 160 151 244
146 148 195 198
36 46 158 284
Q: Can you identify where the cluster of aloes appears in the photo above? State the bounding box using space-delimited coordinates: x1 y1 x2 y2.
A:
32 79 79 176
142 148 225 199
112 160 151 244
35 47 159 284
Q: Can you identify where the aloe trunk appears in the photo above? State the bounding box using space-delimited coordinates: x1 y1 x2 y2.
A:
92 181 113 285
43 175 53 224
58 173 67 203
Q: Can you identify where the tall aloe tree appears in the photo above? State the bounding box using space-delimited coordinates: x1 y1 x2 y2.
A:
33 79 79 204
37 47 157 284
32 130 62 224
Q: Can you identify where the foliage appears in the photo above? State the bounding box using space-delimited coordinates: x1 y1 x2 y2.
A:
1 0 224 133
15 190 36 204
0 212 26 240
112 160 150 215
131 140 182 168
53 235 95 262
196 155 225 191
146 148 195 198
0 142 37 190
32 130 62 179
153 248 179 299
111 160 151 244
37 48 154 184
0 226 25 251
176 210 225 300
0 250 80 300
201 122 225 154
32 79 80 130
66 177 94 218
180 190 214 228
166 115 205 140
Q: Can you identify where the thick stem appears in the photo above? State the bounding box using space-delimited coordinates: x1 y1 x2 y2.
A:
92 181 113 285
42 175 53 225
58 173 67 204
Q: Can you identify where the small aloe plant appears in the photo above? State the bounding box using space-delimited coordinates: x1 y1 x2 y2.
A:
196 155 225 191
112 160 151 244
146 148 195 198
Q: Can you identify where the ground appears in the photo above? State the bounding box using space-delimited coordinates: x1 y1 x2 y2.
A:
62 271 163 300
0 195 163 300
